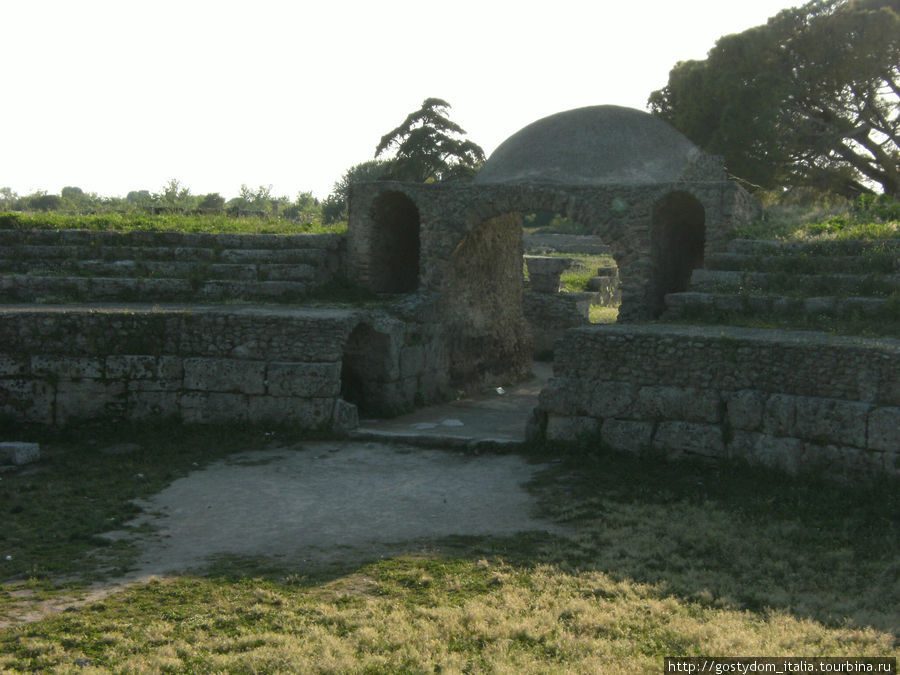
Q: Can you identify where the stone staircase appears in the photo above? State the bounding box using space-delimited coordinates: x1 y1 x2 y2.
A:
0 229 342 304
664 238 900 325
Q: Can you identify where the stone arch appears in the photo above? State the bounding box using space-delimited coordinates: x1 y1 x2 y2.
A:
340 322 397 417
368 190 420 293
462 186 634 319
649 191 706 318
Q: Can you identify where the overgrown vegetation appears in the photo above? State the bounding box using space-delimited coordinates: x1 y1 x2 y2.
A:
0 211 345 235
0 424 895 671
736 192 900 241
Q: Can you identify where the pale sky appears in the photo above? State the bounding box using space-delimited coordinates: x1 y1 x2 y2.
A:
2 0 799 201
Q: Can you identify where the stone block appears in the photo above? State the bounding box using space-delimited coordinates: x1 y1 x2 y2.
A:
0 356 28 377
183 358 266 394
246 396 334 428
0 442 40 466
31 355 103 380
727 390 765 431
545 415 599 442
400 345 426 379
728 431 804 473
762 394 797 437
0 379 54 424
653 421 725 458
586 381 637 419
56 380 127 424
538 378 582 415
266 362 341 398
127 391 180 420
181 392 249 424
600 419 653 453
868 407 900 452
792 397 870 447
105 355 157 379
634 386 720 423
333 399 359 432
105 355 183 381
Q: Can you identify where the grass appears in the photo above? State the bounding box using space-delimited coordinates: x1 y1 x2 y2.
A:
0 211 347 236
735 193 900 242
0 422 896 672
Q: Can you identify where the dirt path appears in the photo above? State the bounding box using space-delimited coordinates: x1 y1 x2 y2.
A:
122 441 560 578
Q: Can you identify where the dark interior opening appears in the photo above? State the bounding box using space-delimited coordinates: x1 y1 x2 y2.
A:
650 191 706 318
370 191 421 293
340 323 394 417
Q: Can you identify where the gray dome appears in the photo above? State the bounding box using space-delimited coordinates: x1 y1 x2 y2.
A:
474 105 707 186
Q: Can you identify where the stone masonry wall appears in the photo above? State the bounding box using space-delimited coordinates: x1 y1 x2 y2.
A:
0 305 451 428
535 324 899 481
349 180 753 323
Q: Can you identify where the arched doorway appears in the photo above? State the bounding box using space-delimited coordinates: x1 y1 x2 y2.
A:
650 191 706 318
369 191 420 293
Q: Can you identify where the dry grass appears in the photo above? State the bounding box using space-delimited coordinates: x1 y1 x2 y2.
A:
0 430 896 672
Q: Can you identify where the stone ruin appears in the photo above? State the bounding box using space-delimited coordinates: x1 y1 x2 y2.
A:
2 104 896 481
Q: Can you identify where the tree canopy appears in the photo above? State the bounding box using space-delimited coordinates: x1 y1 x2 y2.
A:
375 98 485 182
648 0 900 197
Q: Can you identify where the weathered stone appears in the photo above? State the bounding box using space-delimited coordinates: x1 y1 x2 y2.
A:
586 381 637 419
0 356 28 377
0 379 54 424
653 421 725 458
726 389 765 431
181 392 249 424
127 391 180 420
545 415 599 442
332 399 359 432
762 394 797 437
56 380 126 424
246 396 334 428
600 419 653 453
728 431 804 473
266 362 341 398
635 386 720 424
0 442 40 466
792 397 869 448
183 358 266 394
868 407 900 452
399 345 426 379
31 355 103 380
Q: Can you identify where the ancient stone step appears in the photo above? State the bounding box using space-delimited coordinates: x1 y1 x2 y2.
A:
0 244 330 266
0 274 314 303
0 228 342 250
664 291 894 321
705 252 898 274
0 258 319 282
689 268 900 296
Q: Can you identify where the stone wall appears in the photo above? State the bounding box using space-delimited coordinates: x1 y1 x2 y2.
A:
348 180 753 323
534 324 899 481
0 304 451 428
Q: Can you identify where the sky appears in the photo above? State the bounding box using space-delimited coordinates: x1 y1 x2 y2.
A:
2 0 800 201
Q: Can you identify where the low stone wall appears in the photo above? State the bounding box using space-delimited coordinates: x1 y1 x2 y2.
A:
0 305 451 428
523 292 593 357
534 324 899 481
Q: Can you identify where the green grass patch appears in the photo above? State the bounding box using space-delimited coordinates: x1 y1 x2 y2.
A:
737 193 900 242
0 428 896 671
0 211 346 236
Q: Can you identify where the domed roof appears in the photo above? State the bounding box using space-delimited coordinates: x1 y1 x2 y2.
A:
474 105 709 186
